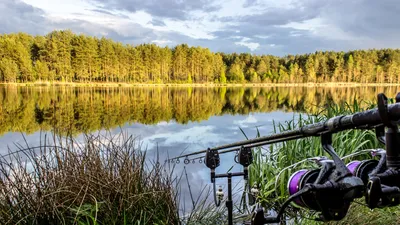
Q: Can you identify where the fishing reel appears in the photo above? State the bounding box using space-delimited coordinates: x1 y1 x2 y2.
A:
345 148 400 209
251 133 364 224
345 93 400 209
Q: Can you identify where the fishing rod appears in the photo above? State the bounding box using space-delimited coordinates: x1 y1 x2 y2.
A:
170 134 305 164
168 93 400 163
170 92 400 225
251 93 400 224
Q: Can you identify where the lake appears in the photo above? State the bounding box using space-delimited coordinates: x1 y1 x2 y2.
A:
0 85 399 214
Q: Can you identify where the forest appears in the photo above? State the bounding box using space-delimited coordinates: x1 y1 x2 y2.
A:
1 30 400 83
0 86 396 135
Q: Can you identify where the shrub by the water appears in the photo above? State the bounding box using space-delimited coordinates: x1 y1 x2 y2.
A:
0 132 179 225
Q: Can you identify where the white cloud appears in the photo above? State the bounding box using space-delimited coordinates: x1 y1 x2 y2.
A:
254 35 270 39
230 35 243 39
139 125 228 150
156 121 175 126
279 17 358 41
235 41 260 51
7 0 400 55
234 37 260 51
233 115 258 128
289 31 302 37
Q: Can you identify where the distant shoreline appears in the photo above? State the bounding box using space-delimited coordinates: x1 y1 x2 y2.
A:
1 82 399 88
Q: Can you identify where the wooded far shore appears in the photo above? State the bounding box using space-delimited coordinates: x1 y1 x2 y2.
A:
2 30 400 84
1 81 399 88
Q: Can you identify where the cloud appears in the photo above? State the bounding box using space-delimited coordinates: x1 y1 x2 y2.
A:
233 115 258 128
89 8 116 16
156 121 175 126
89 8 129 19
152 39 173 46
0 0 47 34
148 18 166 27
254 35 270 39
313 0 400 48
234 37 260 51
139 125 228 150
2 0 400 56
88 0 221 20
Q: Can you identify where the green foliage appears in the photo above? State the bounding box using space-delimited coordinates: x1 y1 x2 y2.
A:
2 31 400 84
0 57 19 82
305 57 316 82
228 62 245 82
219 67 227 83
187 72 192 83
34 60 49 80
250 71 258 83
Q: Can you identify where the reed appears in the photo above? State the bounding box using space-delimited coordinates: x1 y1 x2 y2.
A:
0 132 179 225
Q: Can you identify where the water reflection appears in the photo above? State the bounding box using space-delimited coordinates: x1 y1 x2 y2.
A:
1 85 399 216
0 111 297 216
0 85 399 135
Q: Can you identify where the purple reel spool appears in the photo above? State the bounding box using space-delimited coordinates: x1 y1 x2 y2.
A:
287 169 319 209
288 169 308 207
346 160 379 185
347 161 362 175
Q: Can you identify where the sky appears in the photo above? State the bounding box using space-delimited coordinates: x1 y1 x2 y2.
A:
1 0 400 55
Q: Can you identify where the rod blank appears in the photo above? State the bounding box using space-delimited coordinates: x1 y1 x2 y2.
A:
168 102 400 162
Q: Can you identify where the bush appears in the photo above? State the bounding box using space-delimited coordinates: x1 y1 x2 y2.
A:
0 132 179 225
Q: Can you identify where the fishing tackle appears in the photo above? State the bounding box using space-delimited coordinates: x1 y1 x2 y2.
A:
251 133 364 224
205 146 253 225
168 93 400 164
168 92 400 224
349 93 400 209
184 157 190 164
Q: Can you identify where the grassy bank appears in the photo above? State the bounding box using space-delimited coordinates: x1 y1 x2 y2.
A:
1 81 400 88
248 100 400 224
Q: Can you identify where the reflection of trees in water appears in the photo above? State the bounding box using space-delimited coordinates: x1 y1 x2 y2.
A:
0 86 398 135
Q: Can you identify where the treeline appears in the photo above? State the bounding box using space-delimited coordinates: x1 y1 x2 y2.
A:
1 30 400 83
0 86 397 135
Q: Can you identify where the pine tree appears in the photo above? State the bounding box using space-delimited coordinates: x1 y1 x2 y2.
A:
219 67 227 83
0 57 19 82
305 57 316 82
34 60 49 81
187 72 192 83
250 71 258 82
2 30 400 84
347 54 354 82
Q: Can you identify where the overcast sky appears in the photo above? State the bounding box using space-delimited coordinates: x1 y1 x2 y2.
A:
1 0 399 55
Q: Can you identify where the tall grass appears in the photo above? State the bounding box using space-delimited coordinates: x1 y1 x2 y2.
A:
0 132 179 225
248 100 400 223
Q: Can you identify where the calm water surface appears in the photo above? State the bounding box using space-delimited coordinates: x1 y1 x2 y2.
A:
0 85 399 213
